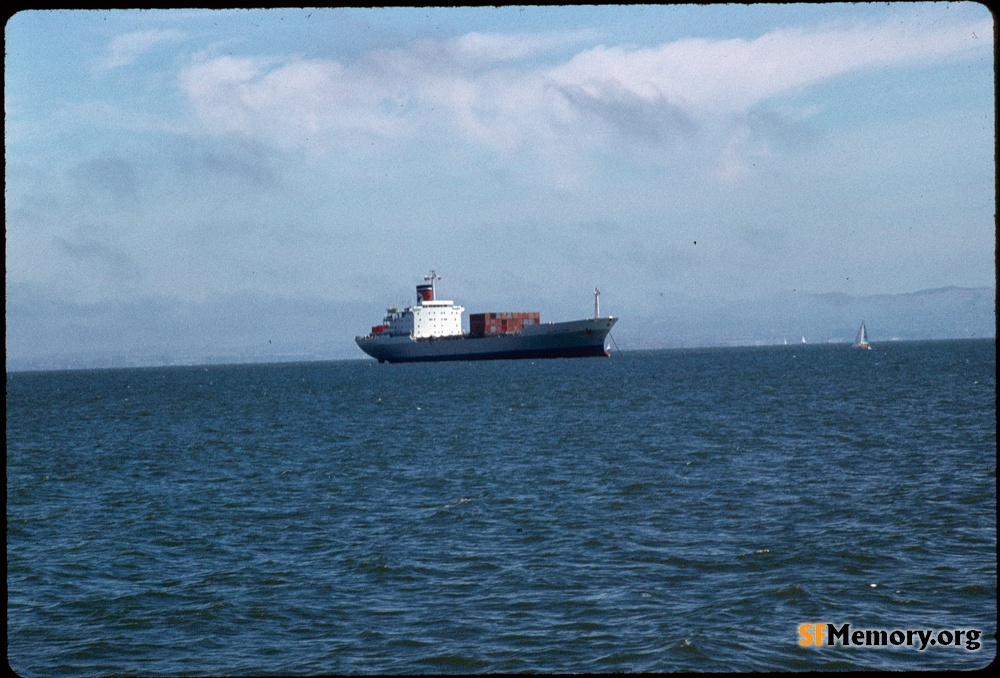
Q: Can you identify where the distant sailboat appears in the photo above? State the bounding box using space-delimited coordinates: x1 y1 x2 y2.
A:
853 322 872 350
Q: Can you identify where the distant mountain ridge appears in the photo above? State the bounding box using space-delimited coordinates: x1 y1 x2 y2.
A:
620 286 995 349
812 286 988 304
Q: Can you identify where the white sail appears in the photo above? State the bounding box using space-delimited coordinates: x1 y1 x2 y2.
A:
853 322 871 349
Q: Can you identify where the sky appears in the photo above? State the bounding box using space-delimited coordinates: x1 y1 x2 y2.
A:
5 4 995 367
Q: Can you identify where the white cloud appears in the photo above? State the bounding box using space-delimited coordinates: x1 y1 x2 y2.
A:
178 55 412 147
451 30 596 66
98 29 185 71
547 16 991 114
175 16 992 172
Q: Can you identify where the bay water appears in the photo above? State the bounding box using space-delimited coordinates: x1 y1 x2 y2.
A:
7 339 996 674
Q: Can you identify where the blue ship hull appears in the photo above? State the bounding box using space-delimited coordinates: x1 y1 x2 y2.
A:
356 317 617 363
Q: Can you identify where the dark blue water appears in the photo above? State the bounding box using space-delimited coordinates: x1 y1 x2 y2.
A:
7 340 996 674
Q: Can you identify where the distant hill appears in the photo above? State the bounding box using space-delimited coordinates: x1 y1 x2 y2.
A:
618 286 996 349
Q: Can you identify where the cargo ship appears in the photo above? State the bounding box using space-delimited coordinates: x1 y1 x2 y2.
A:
356 272 617 363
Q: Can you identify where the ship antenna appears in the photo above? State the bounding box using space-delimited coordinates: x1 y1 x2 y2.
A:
594 288 600 319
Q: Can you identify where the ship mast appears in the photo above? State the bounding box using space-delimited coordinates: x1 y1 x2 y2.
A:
594 288 600 319
424 270 440 300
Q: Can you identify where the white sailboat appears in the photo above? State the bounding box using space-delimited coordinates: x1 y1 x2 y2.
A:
852 322 872 350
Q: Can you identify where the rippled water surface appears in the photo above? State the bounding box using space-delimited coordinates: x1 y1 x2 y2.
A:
7 340 996 674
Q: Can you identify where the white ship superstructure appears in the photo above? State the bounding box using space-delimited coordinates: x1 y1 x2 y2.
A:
375 271 464 339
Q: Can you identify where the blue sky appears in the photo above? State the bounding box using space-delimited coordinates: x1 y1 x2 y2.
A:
5 5 995 366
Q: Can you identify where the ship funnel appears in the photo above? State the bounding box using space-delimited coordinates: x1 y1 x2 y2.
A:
416 284 434 303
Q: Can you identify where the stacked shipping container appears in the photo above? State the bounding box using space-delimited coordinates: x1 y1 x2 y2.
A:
469 312 541 335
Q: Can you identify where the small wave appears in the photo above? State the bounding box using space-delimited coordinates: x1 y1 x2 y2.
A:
667 637 706 656
957 583 996 596
770 584 810 600
416 653 490 670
